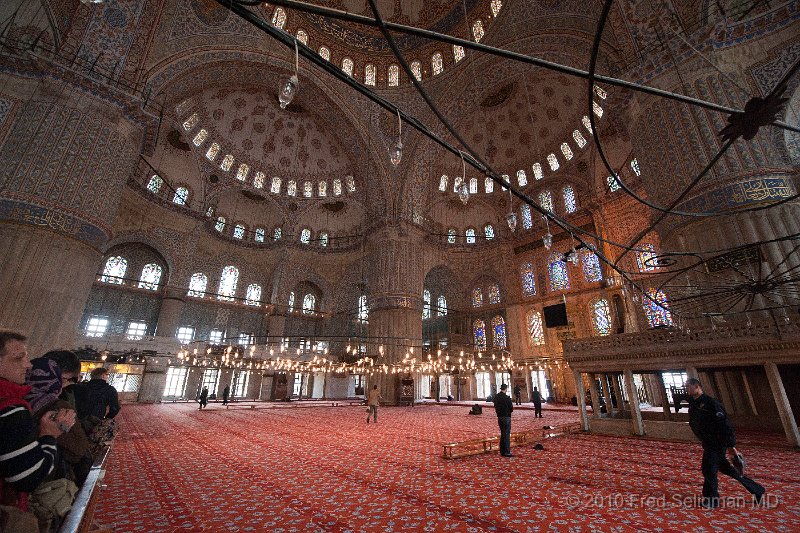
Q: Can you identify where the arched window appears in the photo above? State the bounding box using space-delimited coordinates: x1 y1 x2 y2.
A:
532 163 543 180
527 310 545 346
346 176 356 192
636 244 657 272
342 58 354 76
594 85 608 99
521 204 532 230
631 158 641 176
438 175 448 192
287 180 297 196
220 154 235 171
319 46 330 61
236 164 249 181
436 295 447 316
172 187 189 205
147 175 163 194
302 294 316 314
473 319 487 350
447 228 456 244
319 232 329 247
253 172 265 189
539 190 554 213
491 316 507 348
315 181 326 198
432 52 443 75
593 101 604 117
138 263 162 290
215 216 226 232
472 20 485 42
453 45 465 62
101 256 127 284
563 185 577 213
561 143 573 160
484 224 495 240
254 228 265 242
521 262 536 296
206 206 214 217
271 176 281 194
358 295 369 321
548 254 570 291
192 129 208 146
453 175 463 193
488 284 501 304
591 298 613 336
388 65 399 86
273 227 282 241
272 7 287 28
644 288 672 328
469 177 478 194
573 130 587 148
517 170 527 186
547 153 559 171
296 29 308 45
472 287 484 307
582 251 603 282
491 0 503 17
182 113 199 131
465 228 476 244
364 64 376 86
288 291 295 311
245 284 262 306
300 228 311 244
218 266 239 301
233 223 245 240
485 176 494 193
303 181 313 198
582 115 593 133
501 174 510 191
188 273 207 297
423 289 431 319
607 175 621 192
410 60 422 81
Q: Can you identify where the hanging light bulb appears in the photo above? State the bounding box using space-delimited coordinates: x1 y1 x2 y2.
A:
278 40 300 110
506 211 517 232
568 249 580 265
457 151 469 205
543 233 553 250
390 109 402 165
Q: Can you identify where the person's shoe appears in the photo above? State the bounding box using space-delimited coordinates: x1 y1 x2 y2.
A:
732 453 746 476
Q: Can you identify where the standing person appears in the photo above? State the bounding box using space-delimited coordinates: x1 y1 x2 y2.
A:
532 386 544 418
493 383 514 457
199 387 209 410
686 378 765 508
71 367 121 420
366 384 381 424
222 384 230 406
513 384 522 406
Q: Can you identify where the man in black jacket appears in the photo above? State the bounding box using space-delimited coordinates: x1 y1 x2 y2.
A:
72 367 121 420
493 383 514 457
686 377 765 508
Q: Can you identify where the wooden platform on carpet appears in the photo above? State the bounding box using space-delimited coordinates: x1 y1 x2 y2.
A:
442 423 582 459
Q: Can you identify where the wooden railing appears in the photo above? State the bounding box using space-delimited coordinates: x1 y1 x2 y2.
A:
442 422 581 459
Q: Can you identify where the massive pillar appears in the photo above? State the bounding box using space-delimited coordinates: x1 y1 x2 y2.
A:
155 287 186 339
0 74 144 355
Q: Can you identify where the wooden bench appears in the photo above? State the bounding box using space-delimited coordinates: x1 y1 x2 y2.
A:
442 422 581 459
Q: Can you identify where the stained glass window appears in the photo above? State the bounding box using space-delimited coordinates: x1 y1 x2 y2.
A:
573 130 587 148
548 254 570 291
563 185 576 213
101 256 127 284
296 29 308 45
631 158 641 176
319 46 330 61
410 61 422 81
346 176 356 192
472 20 485 42
561 143 573 160
253 172 265 189
220 154 234 171
447 228 456 244
453 175 463 193
473 320 487 350
365 64 376 86
188 273 207 297
233 224 245 239
453 45 465 62
607 175 620 192
484 224 495 240
271 176 281 193
582 251 603 282
215 216 225 232
288 291 295 311
472 287 484 307
591 298 612 336
255 228 265 242
245 284 261 306
182 113 199 131
438 175 448 192
527 310 545 346
235 164 249 181
491 0 503 16
272 7 287 28
469 177 478 194
342 58 354 76
318 181 327 197
436 295 447 316
491 316 507 348
547 153 559 171
432 52 443 75
302 294 316 314
287 180 297 196
388 65 399 86
206 206 214 217
333 178 342 196
466 228 476 244
303 181 313 198
138 263 162 290
582 115 593 133
423 289 431 319
517 170 527 186
218 266 239 301
319 232 328 247
206 143 220 161
273 227 282 241
636 243 657 272
644 288 672 328
521 262 536 296
539 190 554 212
488 284 501 305
147 175 163 194
172 187 189 205
521 204 532 230
593 101 603 117
192 129 208 146
594 85 607 99
485 176 494 193
300 228 311 244
358 295 369 321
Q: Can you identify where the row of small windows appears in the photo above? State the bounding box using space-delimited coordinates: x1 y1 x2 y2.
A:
473 315 507 349
422 290 448 319
287 292 318 315
100 257 163 290
472 284 502 307
445 223 496 244
518 252 603 298
213 217 330 247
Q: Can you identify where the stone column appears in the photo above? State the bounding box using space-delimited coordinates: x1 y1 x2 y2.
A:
611 373 625 415
138 356 169 403
740 370 759 416
764 363 800 447
623 369 645 436
573 370 589 431
588 373 602 418
155 287 186 339
0 75 143 355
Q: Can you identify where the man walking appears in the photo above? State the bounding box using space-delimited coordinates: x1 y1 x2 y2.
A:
366 384 381 423
686 377 765 508
222 384 230 406
532 386 544 418
513 384 522 406
493 383 514 457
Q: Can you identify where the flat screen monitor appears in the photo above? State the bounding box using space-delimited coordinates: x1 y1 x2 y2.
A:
543 303 568 328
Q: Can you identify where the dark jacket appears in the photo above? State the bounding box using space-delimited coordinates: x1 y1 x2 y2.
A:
688 393 735 449
71 379 121 420
532 391 543 405
493 391 513 418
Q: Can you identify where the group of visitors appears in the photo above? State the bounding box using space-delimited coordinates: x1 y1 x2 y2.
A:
0 331 120 532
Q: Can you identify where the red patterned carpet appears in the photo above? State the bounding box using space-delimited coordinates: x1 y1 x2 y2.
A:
95 403 799 532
